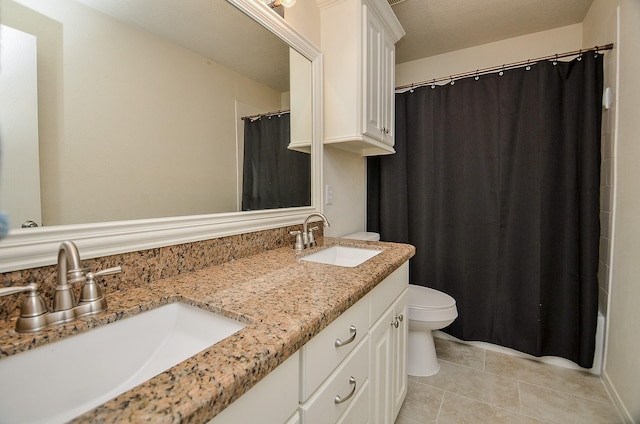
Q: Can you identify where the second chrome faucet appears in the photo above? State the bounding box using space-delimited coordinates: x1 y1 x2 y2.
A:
291 213 331 252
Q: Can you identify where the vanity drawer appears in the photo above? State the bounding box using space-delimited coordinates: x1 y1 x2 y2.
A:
337 378 369 424
370 262 408 323
299 336 369 424
299 293 370 401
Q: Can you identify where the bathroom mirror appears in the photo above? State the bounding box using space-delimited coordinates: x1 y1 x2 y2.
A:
0 0 322 272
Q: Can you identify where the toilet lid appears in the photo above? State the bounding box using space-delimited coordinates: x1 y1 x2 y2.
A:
408 285 456 310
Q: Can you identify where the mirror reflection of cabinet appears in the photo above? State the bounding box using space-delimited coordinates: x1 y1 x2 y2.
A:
320 0 404 156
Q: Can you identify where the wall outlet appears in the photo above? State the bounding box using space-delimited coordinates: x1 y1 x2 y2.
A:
325 184 334 205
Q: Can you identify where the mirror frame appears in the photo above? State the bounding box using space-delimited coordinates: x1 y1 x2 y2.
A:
0 0 323 273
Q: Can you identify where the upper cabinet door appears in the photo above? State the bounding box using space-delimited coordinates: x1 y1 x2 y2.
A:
363 7 384 142
381 34 396 146
320 0 405 156
363 6 395 147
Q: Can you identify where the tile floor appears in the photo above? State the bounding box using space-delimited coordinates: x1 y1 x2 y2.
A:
395 338 622 424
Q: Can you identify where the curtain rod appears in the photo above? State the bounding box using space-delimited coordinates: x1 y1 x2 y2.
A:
241 109 290 121
395 43 614 92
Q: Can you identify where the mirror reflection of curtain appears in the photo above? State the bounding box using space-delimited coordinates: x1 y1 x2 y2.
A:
242 113 311 210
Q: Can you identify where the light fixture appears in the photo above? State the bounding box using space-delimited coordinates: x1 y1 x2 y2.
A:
265 0 296 8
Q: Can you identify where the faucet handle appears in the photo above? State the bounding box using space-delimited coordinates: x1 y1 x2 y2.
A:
290 230 304 252
307 226 319 247
80 266 122 303
77 266 122 317
92 266 122 278
0 283 49 333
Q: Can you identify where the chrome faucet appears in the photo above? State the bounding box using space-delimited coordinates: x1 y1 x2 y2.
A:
0 241 121 332
52 241 86 322
291 213 331 251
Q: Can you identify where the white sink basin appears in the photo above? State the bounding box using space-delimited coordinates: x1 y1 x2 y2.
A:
0 303 246 424
301 245 382 267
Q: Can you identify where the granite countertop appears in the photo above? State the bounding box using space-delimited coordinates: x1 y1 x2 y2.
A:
0 237 414 423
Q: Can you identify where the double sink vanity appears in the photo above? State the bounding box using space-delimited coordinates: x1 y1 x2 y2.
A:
0 0 412 421
0 237 414 423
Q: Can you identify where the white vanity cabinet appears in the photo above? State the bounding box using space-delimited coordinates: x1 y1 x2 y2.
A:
299 292 370 423
210 261 408 424
300 262 408 424
320 0 405 156
208 352 300 424
370 263 408 423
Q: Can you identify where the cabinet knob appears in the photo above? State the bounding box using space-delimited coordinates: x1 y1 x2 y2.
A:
391 318 399 328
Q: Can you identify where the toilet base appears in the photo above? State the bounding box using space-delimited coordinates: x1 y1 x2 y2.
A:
408 328 440 376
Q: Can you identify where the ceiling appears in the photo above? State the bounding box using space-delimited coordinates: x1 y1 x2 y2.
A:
391 0 594 64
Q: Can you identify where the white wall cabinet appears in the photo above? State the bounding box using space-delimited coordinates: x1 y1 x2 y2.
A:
363 5 396 147
210 262 408 424
320 0 405 156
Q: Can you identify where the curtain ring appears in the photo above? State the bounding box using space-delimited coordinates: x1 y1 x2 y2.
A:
499 65 505 76
449 76 455 85
409 84 414 93
577 49 583 61
594 46 599 58
525 60 531 71
553 54 558 66
474 70 479 81
431 79 436 89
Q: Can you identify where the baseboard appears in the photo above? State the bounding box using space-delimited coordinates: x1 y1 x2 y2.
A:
601 370 636 424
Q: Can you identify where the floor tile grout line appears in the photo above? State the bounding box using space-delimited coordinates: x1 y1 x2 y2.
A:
518 378 617 407
515 379 557 423
441 388 554 423
437 356 523 386
434 389 445 424
482 346 486 371
439 352 612 406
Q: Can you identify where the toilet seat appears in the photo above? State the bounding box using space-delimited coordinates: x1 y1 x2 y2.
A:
408 285 456 310
408 285 458 323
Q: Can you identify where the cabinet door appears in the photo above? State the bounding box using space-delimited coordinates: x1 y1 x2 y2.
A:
369 307 394 424
381 34 395 146
391 293 408 420
363 5 384 142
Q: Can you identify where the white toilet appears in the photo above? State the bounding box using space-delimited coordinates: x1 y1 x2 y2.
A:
407 284 457 376
343 232 458 377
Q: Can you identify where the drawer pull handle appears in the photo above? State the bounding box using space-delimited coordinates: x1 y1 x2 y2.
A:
334 325 357 347
334 376 357 404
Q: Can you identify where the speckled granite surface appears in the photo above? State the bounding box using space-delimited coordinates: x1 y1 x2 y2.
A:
0 225 310 322
0 237 414 423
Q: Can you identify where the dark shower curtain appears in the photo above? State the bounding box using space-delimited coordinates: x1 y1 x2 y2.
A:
242 113 311 211
368 54 603 367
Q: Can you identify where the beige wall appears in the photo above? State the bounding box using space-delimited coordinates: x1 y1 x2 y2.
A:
4 0 283 225
322 147 367 237
583 0 618 320
285 1 321 48
584 0 640 421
